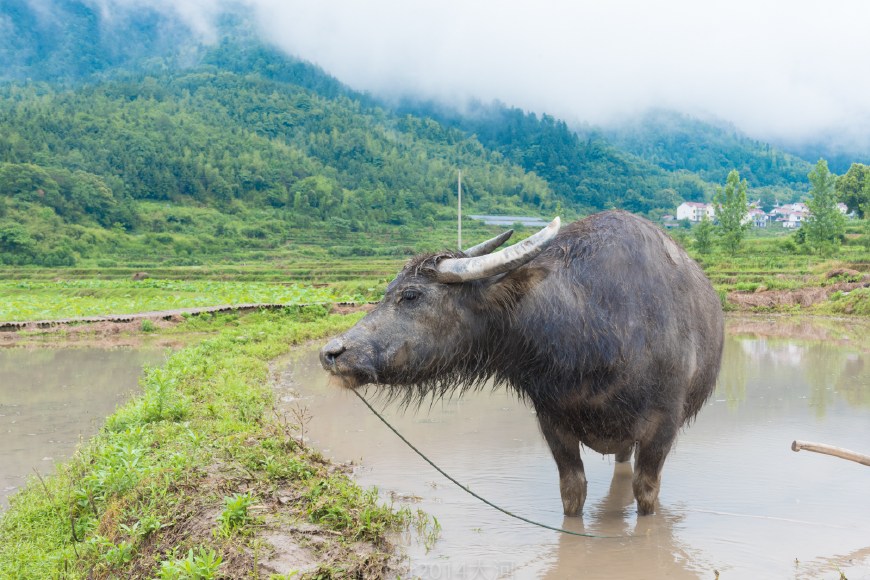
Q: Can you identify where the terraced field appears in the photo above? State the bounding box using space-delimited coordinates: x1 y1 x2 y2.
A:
2 226 868 321
0 260 403 284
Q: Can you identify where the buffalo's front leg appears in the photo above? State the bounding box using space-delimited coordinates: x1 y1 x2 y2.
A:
540 420 586 516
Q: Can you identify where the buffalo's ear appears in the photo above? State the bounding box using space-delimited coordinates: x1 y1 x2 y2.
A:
475 266 548 310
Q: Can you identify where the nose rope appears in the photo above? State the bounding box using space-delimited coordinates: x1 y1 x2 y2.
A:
350 388 619 539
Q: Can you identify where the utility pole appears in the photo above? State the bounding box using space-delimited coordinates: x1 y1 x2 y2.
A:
457 169 462 250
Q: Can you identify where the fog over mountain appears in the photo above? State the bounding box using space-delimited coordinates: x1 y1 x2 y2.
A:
75 1 870 148
8 0 870 157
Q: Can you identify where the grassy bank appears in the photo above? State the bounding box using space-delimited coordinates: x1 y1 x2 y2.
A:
0 307 422 578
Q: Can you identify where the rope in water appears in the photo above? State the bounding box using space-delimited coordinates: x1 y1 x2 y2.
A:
351 389 617 539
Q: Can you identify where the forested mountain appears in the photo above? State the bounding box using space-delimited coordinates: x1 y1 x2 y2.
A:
0 0 201 82
392 99 709 215
0 55 557 264
0 1 824 267
600 109 814 191
777 138 870 175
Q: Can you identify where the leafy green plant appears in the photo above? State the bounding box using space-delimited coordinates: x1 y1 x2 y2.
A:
217 492 255 536
120 514 163 538
104 540 135 567
156 546 223 580
413 511 442 553
716 288 734 311
85 534 136 569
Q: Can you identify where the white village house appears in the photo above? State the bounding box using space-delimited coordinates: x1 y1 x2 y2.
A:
676 202 715 222
674 201 766 226
745 208 768 227
778 209 808 228
672 200 852 229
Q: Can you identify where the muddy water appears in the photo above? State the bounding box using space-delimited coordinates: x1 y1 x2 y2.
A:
0 348 169 508
277 320 870 580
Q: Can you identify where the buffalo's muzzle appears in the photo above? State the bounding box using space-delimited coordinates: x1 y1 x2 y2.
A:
320 338 346 370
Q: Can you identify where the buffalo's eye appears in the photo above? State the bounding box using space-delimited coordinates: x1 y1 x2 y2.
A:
400 288 421 302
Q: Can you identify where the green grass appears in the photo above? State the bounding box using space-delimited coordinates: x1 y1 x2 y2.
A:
0 278 383 322
813 288 870 316
0 307 418 578
216 492 256 537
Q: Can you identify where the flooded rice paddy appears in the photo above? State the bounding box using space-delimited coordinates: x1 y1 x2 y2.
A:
2 318 867 578
0 347 169 507
276 318 870 579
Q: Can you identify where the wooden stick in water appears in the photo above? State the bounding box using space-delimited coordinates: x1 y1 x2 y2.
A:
791 440 870 467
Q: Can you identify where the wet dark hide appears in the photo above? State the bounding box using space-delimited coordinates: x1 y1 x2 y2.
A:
321 210 724 516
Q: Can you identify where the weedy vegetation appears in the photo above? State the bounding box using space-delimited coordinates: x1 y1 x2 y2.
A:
0 307 431 578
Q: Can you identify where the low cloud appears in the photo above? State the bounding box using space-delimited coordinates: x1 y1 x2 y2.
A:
53 1 870 147
242 0 870 146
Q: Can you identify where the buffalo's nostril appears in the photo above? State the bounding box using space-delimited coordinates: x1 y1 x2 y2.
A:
321 338 346 367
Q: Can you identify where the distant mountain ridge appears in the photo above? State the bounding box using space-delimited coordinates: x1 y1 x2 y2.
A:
598 109 814 191
389 98 713 214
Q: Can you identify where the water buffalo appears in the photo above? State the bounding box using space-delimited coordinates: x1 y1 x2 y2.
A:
320 210 724 515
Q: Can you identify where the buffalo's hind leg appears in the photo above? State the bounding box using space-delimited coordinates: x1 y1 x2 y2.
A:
633 413 679 515
540 421 586 516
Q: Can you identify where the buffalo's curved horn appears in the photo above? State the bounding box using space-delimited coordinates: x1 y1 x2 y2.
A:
463 230 514 257
436 217 560 283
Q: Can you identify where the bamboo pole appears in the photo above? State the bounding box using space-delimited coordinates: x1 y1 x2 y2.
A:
791 440 870 467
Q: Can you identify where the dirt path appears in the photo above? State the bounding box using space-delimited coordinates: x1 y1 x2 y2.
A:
0 302 344 331
0 302 375 348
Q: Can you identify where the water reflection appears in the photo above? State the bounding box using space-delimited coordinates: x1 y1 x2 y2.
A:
839 353 870 408
541 464 707 580
0 347 168 507
718 336 749 409
279 318 870 579
722 324 870 417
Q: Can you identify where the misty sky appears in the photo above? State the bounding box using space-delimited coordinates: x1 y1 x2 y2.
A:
107 0 870 145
